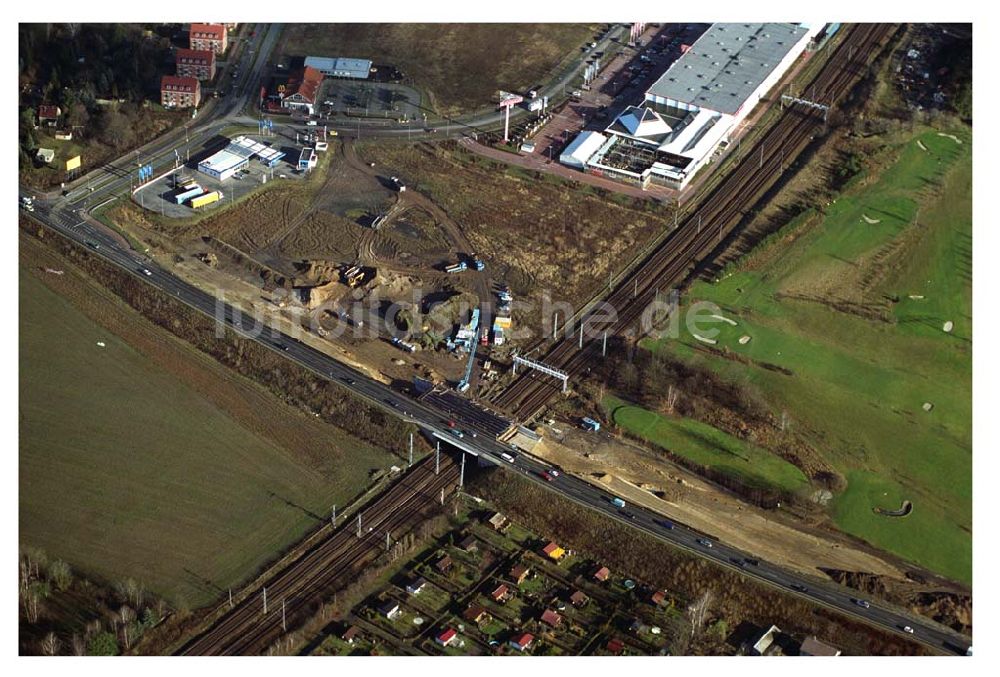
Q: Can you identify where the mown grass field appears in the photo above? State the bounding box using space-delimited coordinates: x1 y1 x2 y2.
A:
605 396 810 495
644 127 972 584
278 23 600 116
19 267 396 608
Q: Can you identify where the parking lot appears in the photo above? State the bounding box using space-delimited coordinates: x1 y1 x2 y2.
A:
314 80 423 123
521 23 709 163
133 134 311 219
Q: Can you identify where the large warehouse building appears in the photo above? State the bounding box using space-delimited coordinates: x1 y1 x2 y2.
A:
563 22 822 190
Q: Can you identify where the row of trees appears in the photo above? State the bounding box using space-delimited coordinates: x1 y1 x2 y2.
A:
19 546 166 656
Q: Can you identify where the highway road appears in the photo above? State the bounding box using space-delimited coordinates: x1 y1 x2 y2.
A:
19 22 971 656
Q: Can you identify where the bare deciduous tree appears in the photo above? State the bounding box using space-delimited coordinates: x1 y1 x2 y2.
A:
687 589 715 639
119 606 135 650
71 633 86 656
47 560 72 592
40 631 61 656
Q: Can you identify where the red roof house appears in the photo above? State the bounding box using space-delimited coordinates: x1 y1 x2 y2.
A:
509 632 534 652
436 627 458 647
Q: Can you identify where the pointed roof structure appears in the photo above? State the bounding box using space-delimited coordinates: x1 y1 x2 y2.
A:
619 106 672 137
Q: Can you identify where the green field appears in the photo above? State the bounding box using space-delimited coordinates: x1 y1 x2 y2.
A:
605 396 810 495
19 270 396 607
644 128 972 583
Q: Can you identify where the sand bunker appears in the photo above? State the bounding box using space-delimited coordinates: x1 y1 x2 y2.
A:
709 314 738 326
917 140 928 151
861 214 881 224
937 132 962 144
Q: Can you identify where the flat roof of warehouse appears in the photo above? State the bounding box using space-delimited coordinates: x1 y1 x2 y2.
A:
304 56 372 77
198 147 250 174
646 23 809 115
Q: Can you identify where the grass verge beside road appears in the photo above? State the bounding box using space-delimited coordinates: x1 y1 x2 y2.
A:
605 396 810 495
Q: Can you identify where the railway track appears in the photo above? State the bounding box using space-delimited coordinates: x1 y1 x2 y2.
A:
492 24 896 422
178 456 459 655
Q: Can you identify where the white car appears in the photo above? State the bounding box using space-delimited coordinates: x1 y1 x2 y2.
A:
141 268 153 277
306 120 318 127
902 626 914 634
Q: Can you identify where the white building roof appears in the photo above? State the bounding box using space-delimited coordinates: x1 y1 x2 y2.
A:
559 131 607 168
620 106 672 137
305 56 372 78
198 148 248 174
646 23 810 114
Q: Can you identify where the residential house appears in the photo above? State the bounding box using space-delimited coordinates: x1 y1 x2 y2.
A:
458 534 479 553
510 563 530 585
629 618 650 635
749 624 782 656
189 23 228 55
509 632 534 652
37 105 61 126
800 636 841 657
593 566 610 582
435 554 454 574
377 599 401 620
161 75 201 109
436 627 458 648
569 590 589 608
35 148 55 164
541 541 565 561
405 576 428 595
176 48 216 81
540 608 563 628
487 512 509 532
491 583 513 604
463 604 489 625
650 589 668 607
279 66 324 116
341 625 361 644
606 638 625 655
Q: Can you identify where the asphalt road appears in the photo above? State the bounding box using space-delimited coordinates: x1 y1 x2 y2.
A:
19 22 971 657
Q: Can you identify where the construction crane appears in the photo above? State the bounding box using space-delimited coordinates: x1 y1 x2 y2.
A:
456 327 481 393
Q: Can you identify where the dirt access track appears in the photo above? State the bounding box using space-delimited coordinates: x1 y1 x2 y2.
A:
530 422 908 581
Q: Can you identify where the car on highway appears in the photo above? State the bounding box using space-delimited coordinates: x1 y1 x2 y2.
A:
385 398 399 408
447 419 457 428
340 375 357 385
86 241 100 250
275 342 288 351
744 557 760 567
902 625 914 634
790 583 808 593
729 557 745 568
306 121 317 126
500 452 516 463
547 469 560 478
657 519 675 530
541 471 555 482
852 598 871 609
619 510 637 521
449 428 464 439
140 268 152 277
696 538 713 548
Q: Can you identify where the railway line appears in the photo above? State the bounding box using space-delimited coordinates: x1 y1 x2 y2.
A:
492 24 896 421
178 456 459 655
